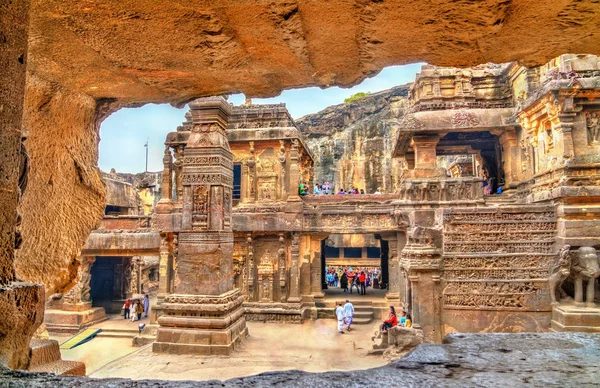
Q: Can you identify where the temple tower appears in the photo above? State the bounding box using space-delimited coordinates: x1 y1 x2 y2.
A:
153 97 247 355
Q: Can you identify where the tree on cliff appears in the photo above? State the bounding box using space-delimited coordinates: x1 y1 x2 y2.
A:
344 92 370 103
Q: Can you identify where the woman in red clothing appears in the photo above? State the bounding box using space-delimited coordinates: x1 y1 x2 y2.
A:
379 306 398 333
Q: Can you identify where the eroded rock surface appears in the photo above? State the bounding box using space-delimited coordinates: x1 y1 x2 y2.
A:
296 86 408 193
1 333 599 386
28 1 600 104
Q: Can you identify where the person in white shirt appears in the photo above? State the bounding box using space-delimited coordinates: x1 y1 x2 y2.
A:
335 301 345 334
343 299 355 331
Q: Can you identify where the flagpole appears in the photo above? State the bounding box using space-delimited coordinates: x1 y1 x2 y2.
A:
144 139 149 172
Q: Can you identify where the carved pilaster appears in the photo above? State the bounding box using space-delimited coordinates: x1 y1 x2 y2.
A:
247 233 254 299
158 233 172 304
161 146 173 201
288 139 301 201
278 140 287 200
278 233 286 302
287 232 301 302
247 141 256 202
173 146 184 201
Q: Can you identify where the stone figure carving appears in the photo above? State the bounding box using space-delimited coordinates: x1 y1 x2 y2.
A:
451 110 479 128
262 281 271 301
549 245 571 305
585 112 600 144
570 246 600 306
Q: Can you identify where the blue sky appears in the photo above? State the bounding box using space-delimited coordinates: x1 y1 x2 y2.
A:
99 63 424 173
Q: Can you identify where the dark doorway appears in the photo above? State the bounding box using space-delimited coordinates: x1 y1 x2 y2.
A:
90 256 128 312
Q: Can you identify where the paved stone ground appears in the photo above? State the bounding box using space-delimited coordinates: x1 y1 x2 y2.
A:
3 332 599 386
90 320 384 380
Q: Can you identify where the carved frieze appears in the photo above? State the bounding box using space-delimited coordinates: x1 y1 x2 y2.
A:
451 110 480 128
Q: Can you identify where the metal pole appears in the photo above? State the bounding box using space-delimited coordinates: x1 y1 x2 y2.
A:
145 139 149 172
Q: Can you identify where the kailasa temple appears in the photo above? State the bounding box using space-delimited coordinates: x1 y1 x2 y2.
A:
1 1 600 386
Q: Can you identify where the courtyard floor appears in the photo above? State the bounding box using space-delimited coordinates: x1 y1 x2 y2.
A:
52 317 386 381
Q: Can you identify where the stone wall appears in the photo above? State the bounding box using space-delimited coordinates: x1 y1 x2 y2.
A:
296 86 409 193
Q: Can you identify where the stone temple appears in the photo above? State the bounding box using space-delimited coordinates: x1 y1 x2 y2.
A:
2 1 600 385
43 55 600 355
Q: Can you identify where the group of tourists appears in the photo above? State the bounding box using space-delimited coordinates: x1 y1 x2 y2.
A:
334 302 412 335
122 294 150 322
299 181 383 196
378 306 412 334
326 267 381 295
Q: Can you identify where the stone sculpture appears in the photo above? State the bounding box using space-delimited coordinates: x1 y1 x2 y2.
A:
570 246 600 306
549 245 571 305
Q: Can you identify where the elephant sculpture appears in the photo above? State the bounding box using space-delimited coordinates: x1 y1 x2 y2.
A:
549 245 599 306
571 246 600 306
549 245 571 305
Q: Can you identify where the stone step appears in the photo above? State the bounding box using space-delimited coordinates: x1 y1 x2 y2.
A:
28 359 86 376
29 339 61 368
353 311 374 319
96 330 138 338
351 317 374 325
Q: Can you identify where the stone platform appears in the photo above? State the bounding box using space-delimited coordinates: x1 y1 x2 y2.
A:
44 305 107 334
3 332 599 386
27 339 85 376
551 304 600 332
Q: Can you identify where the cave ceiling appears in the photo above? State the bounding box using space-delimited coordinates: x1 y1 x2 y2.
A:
28 0 600 106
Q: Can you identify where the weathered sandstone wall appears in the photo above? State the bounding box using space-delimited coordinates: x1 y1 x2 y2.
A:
296 86 409 193
16 76 106 296
0 0 45 370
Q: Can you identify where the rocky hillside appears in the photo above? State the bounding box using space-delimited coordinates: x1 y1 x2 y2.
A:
295 85 410 194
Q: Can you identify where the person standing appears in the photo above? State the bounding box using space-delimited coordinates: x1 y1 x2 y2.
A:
335 302 345 334
143 294 150 318
136 300 143 321
359 271 366 295
341 271 348 292
130 300 138 322
122 299 130 320
343 299 354 332
334 272 339 287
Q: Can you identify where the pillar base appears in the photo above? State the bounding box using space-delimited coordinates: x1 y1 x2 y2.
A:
153 289 248 355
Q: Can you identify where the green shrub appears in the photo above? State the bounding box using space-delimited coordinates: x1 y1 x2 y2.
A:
344 92 370 103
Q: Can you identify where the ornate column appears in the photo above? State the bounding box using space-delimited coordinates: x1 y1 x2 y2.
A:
246 142 256 202
160 146 173 201
278 233 287 302
154 97 247 356
247 233 255 300
498 128 519 188
157 233 172 304
287 232 301 302
288 139 301 201
173 146 184 202
399 210 443 343
278 140 287 200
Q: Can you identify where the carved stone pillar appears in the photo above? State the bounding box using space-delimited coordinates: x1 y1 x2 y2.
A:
407 135 445 179
160 146 173 201
278 233 287 302
246 142 256 202
287 232 301 302
157 233 172 304
399 210 443 343
278 140 287 200
288 139 301 201
173 146 184 202
499 128 519 188
154 97 247 356
383 232 402 302
554 113 576 161
247 233 255 300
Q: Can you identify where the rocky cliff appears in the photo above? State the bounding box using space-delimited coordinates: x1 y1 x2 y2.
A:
296 85 410 194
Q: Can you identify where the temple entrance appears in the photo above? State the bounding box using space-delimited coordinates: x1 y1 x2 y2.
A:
320 234 388 300
90 256 130 313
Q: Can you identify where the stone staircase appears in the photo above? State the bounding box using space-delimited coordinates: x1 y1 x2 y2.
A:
27 339 86 376
483 193 517 207
318 300 375 324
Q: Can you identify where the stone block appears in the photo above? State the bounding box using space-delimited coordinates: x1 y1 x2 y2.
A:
44 307 107 334
551 304 600 332
0 283 44 370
